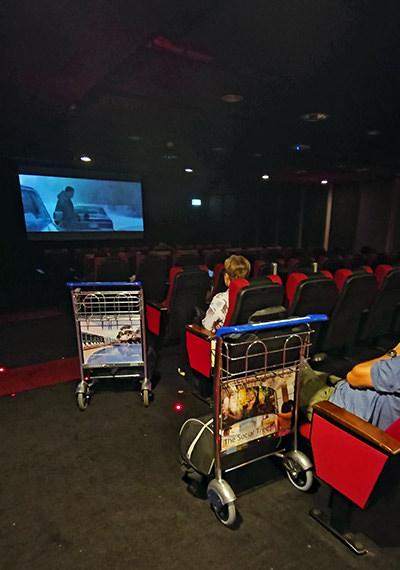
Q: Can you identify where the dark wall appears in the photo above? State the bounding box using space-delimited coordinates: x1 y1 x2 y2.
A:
0 160 32 310
329 183 360 251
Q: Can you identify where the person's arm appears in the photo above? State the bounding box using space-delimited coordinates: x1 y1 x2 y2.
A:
346 343 400 388
201 292 227 332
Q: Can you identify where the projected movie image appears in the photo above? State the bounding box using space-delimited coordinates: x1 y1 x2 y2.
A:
19 174 144 234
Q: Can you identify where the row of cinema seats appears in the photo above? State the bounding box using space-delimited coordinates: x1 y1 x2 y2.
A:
145 262 400 397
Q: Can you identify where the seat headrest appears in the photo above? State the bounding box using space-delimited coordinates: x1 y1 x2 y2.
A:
224 279 250 325
334 268 352 291
375 264 392 288
286 273 307 306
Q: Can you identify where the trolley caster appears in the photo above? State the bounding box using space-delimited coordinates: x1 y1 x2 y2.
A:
207 479 237 527
76 391 90 411
75 381 91 411
283 450 314 491
142 389 151 407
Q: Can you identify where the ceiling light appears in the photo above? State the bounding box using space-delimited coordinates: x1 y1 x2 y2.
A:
292 144 311 151
80 155 92 162
128 135 142 141
185 168 194 173
300 112 329 122
254 153 262 157
366 129 381 136
261 174 270 180
192 198 202 206
321 179 328 185
162 154 177 160
221 94 244 103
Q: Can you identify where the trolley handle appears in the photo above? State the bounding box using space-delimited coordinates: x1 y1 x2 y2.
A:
67 281 142 288
216 314 328 337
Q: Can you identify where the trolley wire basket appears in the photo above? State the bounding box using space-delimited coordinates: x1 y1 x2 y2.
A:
181 314 328 526
68 281 152 409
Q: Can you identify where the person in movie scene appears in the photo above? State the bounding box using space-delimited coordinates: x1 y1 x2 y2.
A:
300 343 400 430
202 254 251 332
53 185 77 230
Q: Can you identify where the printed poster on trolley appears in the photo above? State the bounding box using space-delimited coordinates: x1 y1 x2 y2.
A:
80 318 143 366
220 367 296 452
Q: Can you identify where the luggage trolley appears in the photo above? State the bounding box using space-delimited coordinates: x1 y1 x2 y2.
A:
180 314 327 526
68 281 152 409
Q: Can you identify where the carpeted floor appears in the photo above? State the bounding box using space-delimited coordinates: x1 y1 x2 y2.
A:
1 311 400 570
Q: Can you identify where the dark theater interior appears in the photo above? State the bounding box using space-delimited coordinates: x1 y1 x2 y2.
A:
1 1 400 569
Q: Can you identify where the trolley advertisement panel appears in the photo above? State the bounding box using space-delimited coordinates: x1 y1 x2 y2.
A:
220 367 296 452
81 318 143 367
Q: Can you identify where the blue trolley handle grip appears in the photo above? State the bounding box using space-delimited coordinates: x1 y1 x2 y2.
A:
216 313 328 338
67 281 142 288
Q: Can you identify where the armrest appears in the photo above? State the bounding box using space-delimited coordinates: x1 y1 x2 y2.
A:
146 300 166 310
312 400 400 455
186 324 216 377
186 323 216 340
146 301 167 336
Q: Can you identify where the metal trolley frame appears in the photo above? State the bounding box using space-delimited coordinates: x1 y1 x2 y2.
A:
68 281 151 409
206 314 327 526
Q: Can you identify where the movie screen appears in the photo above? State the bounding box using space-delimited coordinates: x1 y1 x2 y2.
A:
18 172 144 240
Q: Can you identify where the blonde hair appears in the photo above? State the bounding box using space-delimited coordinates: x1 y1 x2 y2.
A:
224 255 251 280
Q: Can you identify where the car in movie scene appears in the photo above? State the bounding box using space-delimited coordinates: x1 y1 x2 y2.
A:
74 205 114 231
21 185 58 232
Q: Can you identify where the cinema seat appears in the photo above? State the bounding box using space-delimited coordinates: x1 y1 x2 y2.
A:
359 266 400 342
185 276 285 398
306 400 400 554
146 265 211 344
318 269 375 354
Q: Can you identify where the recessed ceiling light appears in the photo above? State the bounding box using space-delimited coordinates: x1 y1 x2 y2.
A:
221 94 244 103
300 112 329 122
80 155 92 162
261 174 270 180
162 154 178 160
321 179 328 184
185 168 194 173
292 144 311 151
254 153 262 158
366 129 381 136
128 135 142 141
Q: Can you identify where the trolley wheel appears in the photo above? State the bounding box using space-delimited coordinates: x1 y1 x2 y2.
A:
285 465 313 491
142 389 150 407
77 392 90 411
211 501 236 527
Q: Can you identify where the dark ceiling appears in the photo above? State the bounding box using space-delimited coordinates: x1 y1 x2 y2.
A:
1 0 400 183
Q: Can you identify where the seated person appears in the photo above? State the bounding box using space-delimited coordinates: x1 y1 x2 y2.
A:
202 254 251 332
299 343 400 430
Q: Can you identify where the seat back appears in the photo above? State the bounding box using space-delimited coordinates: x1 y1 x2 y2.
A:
320 271 376 351
287 274 337 317
93 256 130 281
360 267 400 340
226 277 284 326
136 253 170 302
166 266 211 341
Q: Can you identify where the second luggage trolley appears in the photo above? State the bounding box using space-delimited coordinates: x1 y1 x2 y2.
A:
68 281 152 409
180 314 327 526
